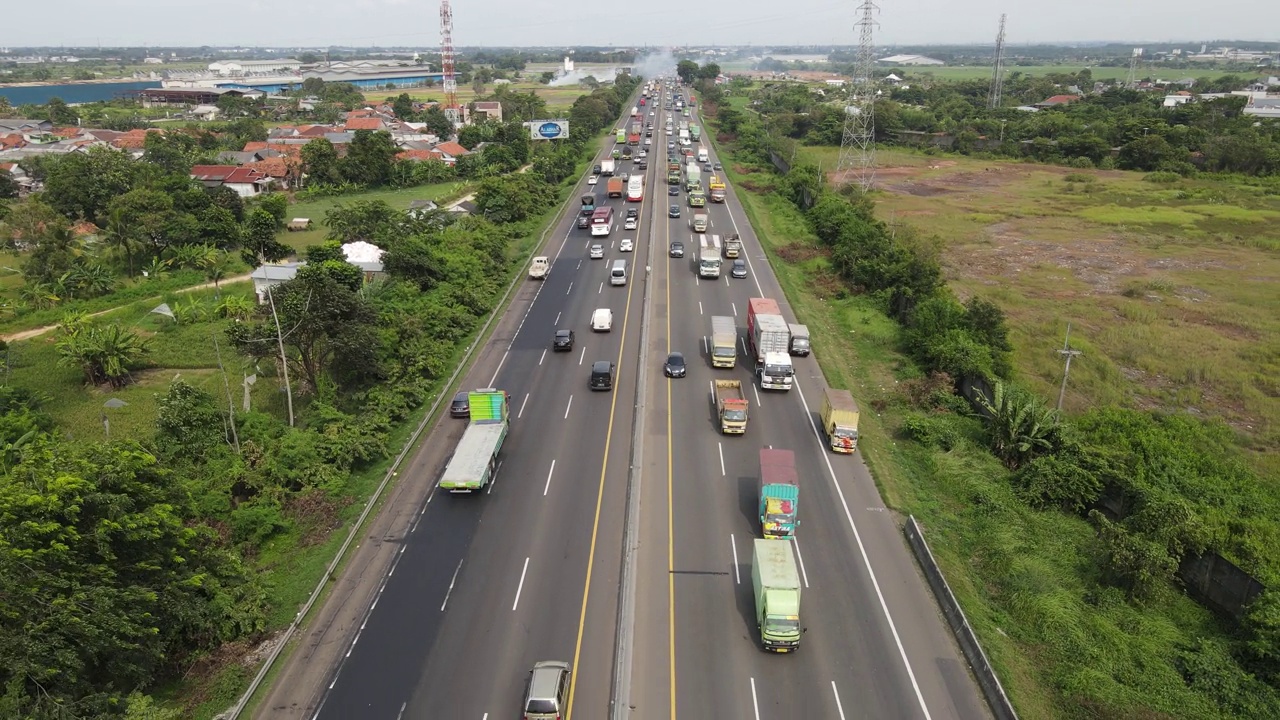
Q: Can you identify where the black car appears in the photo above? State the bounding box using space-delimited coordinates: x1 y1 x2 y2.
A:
577 215 590 229
553 329 575 351
626 208 639 218
663 352 687 378
637 160 648 170
668 186 680 196
713 162 723 171
449 391 470 418
593 164 602 175
590 360 616 391
669 205 680 218
669 241 684 258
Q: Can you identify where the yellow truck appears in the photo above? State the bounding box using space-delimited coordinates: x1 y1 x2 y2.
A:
714 379 749 434
709 175 726 203
820 388 860 453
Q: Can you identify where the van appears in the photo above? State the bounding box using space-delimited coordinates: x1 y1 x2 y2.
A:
589 361 616 391
610 259 627 286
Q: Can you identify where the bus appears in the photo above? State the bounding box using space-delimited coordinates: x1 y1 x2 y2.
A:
590 206 614 237
616 128 626 143
626 175 644 202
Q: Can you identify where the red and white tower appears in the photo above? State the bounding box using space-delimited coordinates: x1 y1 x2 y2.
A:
439 0 459 123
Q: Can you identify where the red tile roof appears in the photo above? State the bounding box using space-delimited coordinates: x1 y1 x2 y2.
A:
345 117 384 131
346 109 374 119
396 148 439 161
224 167 270 184
433 141 470 157
243 141 269 152
247 157 292 179
1040 94 1081 105
51 126 82 137
0 134 24 150
112 128 160 149
299 125 332 137
0 162 16 173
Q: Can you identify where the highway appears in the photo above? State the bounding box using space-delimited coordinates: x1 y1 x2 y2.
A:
306 100 660 719
626 88 992 719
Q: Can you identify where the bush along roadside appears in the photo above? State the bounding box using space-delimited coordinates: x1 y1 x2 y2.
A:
701 82 1280 720
0 74 642 719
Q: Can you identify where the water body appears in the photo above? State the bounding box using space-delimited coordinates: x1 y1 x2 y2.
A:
0 80 160 106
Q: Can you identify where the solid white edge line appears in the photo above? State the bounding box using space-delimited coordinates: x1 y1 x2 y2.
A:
539 348 547 366
512 557 530 611
752 383 761 406
730 534 740 585
723 166 934 720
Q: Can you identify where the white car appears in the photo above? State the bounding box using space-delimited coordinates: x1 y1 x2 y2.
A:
588 176 599 185
638 150 647 158
619 238 634 252
644 139 652 146
592 308 613 332
666 129 673 136
649 110 655 116
589 244 605 259
623 217 637 230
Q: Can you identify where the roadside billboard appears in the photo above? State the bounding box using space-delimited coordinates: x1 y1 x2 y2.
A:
526 119 570 140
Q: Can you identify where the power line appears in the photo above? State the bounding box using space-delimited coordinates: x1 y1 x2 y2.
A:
836 0 879 192
1056 323 1083 412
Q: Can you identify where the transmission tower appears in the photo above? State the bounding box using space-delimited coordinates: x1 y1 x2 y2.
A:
1125 48 1142 89
987 13 1007 110
836 0 879 191
439 0 459 124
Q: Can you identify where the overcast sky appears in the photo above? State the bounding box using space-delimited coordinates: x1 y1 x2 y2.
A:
2 0 1277 50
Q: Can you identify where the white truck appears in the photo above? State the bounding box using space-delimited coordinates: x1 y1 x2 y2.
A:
438 389 509 493
696 146 709 163
747 298 795 391
600 159 616 176
528 256 549 280
685 163 701 191
699 234 722 278
691 212 708 233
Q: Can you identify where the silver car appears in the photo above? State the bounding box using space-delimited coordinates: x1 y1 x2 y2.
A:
590 244 604 259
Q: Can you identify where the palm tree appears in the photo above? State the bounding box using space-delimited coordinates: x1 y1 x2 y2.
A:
18 283 59 310
975 380 1058 469
56 320 150 388
142 256 172 280
215 294 255 321
101 207 141 278
199 250 229 298
167 243 217 271
62 262 116 299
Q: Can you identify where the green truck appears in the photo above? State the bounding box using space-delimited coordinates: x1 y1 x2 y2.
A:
690 124 701 142
438 389 509 493
752 539 803 652
758 448 798 539
688 190 706 207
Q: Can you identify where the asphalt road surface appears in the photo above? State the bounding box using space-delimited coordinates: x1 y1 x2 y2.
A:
261 81 991 720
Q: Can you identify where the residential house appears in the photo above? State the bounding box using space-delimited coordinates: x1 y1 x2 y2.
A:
190 165 274 197
0 162 36 195
190 104 221 120
0 119 53 134
1244 97 1280 119
1035 94 1081 108
472 101 503 122
1163 92 1195 108
344 116 386 132
431 140 471 166
247 155 302 190
250 262 304 304
341 241 386 281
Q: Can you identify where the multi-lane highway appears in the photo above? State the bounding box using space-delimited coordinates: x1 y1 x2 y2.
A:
263 80 991 720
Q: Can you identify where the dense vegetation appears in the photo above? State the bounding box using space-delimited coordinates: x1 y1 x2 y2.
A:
721 70 1280 177
0 73 640 717
700 73 1280 717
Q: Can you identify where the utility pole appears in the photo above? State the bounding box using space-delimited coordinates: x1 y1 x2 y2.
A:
212 334 241 454
266 284 295 427
1056 323 1083 412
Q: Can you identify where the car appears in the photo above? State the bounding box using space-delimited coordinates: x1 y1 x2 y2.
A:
611 148 621 158
731 258 748 279
626 207 639 218
619 238 634 252
589 361 616 391
669 205 681 218
667 141 676 150
623 217 637 230
668 186 680 196
528 256 550 279
666 129 673 135
592 164 602 175
649 110 655 116
577 215 590 229
637 160 648 170
669 241 684 258
663 352 687 378
704 163 713 173
620 172 630 181
639 150 647 158
449 391 470 418
589 244 604 259
552 329 575 351
714 162 723 171
522 660 571 719
587 175 598 185
591 308 613 332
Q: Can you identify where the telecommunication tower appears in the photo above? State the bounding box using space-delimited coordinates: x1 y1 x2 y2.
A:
836 0 879 191
987 14 1007 110
440 0 459 122
1126 48 1142 89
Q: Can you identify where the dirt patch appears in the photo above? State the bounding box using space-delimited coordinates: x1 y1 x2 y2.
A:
775 242 828 263
883 181 950 197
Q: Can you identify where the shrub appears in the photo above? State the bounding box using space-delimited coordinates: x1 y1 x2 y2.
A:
899 411 963 451
1143 171 1181 184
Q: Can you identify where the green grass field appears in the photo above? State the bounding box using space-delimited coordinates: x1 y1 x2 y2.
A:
278 182 470 252
792 146 1280 473
365 80 585 114
711 132 1279 719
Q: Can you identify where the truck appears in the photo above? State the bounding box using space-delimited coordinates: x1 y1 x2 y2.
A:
690 124 701 142
438 389 509 493
685 163 701 192
696 145 709 163
710 315 737 368
747 298 795 391
759 448 799 539
699 235 722 278
606 177 624 198
708 175 726 203
691 212 708 233
752 539 803 652
788 324 811 356
601 159 616 176
714 379 749 434
723 233 742 259
679 129 690 144
528 256 549 279
580 194 596 216
628 122 641 146
616 129 626 144
688 190 706 207
820 388 860 453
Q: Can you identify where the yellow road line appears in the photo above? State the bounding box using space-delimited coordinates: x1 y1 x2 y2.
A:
565 114 648 720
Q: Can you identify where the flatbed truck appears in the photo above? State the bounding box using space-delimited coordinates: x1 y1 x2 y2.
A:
438 389 509 493
714 379 748 434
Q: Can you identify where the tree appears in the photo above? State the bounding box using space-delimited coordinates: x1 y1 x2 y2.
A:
974 380 1058 469
227 261 381 393
421 106 454 138
697 62 722 80
324 199 405 244
55 317 151 388
341 130 399 187
391 93 416 121
20 214 82 287
0 173 17 200
240 207 291 266
1117 135 1180 172
473 174 555 224
676 60 699 84
106 187 178 256
301 137 342 187
41 146 138 224
540 71 555 84
155 378 227 461
44 96 77 124
257 192 289 227
142 130 206 174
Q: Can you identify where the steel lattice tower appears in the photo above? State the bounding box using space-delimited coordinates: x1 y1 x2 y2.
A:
987 14 1007 110
836 0 879 191
440 0 459 123
1126 48 1142 89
